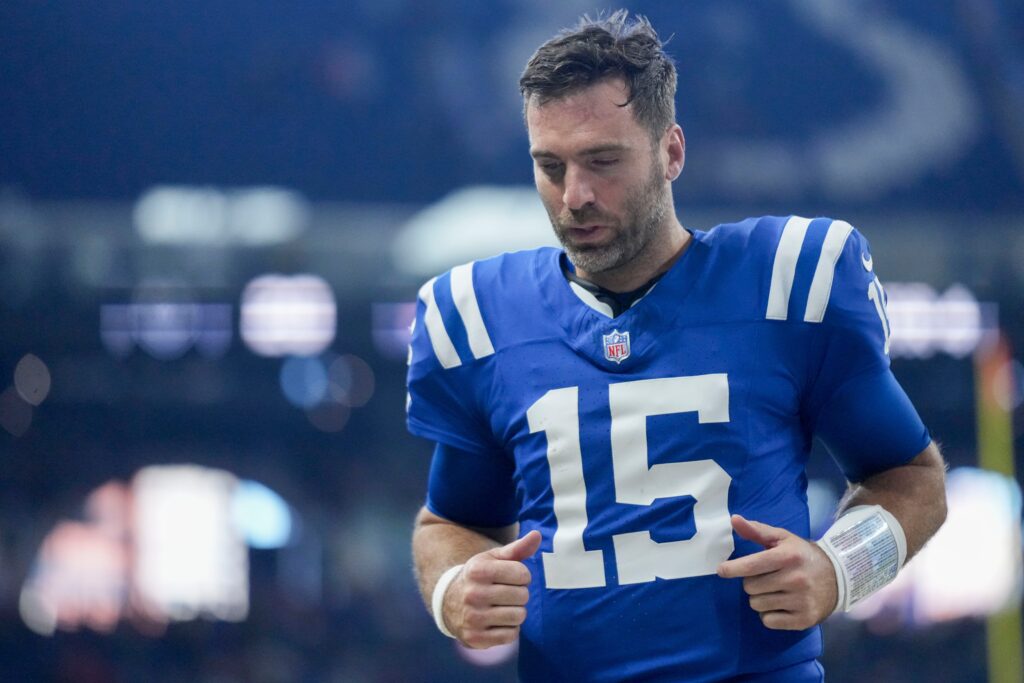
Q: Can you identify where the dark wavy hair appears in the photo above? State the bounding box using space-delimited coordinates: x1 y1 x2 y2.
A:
519 10 677 140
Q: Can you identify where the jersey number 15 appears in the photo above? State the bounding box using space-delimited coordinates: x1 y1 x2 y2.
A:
526 374 735 590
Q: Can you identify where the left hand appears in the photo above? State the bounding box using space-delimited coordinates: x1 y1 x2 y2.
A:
716 514 838 630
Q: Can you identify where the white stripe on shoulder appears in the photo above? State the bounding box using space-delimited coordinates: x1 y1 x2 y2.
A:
803 220 854 323
569 281 615 318
450 262 495 359
418 277 462 369
766 216 812 320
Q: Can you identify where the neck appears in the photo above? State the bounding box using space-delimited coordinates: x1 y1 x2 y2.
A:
577 220 691 292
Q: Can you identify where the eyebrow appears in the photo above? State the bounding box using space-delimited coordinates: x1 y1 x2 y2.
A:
530 143 630 159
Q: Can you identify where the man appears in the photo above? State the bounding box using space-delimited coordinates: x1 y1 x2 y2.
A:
408 11 946 682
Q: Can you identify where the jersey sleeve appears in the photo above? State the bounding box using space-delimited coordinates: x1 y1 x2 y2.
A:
426 442 518 527
812 369 931 481
800 223 931 481
406 272 500 453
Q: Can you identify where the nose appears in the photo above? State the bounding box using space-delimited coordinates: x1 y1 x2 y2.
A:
562 166 596 212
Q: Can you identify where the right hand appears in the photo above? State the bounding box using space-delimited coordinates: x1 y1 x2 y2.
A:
442 530 542 648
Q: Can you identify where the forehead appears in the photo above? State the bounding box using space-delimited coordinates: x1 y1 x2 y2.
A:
526 78 645 154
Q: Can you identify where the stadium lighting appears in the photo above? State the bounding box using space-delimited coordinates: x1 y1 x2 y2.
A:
100 302 233 361
393 185 557 277
371 302 416 360
231 480 294 550
279 356 329 409
327 354 375 407
133 466 249 623
134 185 308 246
19 482 134 636
885 282 995 359
19 469 300 637
14 353 51 406
240 274 337 357
132 302 201 360
19 518 128 636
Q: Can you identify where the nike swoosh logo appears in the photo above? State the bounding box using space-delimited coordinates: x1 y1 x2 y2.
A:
861 253 873 272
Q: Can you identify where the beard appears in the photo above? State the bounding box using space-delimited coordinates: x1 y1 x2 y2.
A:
547 158 669 275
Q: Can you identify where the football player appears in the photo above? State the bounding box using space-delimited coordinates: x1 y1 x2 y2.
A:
409 11 947 682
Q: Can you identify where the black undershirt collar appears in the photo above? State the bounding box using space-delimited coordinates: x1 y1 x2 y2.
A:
560 254 665 318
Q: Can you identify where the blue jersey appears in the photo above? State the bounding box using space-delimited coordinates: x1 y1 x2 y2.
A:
407 216 930 682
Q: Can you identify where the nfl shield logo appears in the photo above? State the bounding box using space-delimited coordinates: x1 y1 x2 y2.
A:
602 330 631 364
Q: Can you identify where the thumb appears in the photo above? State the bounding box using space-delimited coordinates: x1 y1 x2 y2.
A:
731 514 789 549
490 530 542 562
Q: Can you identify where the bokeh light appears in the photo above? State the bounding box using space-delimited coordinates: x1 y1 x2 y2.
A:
14 353 50 406
100 296 232 362
280 356 329 409
328 354 375 407
371 302 417 360
231 480 293 550
886 282 992 359
134 186 308 246
19 469 305 639
241 274 336 357
307 401 351 433
133 465 249 623
133 302 200 361
99 304 134 359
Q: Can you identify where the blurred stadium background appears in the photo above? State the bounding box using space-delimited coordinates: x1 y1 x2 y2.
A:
1 1 1023 681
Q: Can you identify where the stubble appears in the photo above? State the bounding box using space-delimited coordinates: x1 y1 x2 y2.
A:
549 158 669 276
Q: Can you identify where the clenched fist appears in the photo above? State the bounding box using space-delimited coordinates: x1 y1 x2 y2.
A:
717 515 838 631
442 530 541 648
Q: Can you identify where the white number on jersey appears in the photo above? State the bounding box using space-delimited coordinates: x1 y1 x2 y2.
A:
867 275 892 355
526 375 735 590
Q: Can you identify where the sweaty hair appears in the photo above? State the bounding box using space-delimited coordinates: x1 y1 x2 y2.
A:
519 10 677 140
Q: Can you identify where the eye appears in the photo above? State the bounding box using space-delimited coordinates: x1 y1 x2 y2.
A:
538 161 564 176
592 158 619 168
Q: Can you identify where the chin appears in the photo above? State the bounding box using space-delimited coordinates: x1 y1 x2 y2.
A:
567 248 627 275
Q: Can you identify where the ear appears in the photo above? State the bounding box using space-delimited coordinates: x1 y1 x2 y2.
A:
663 124 685 181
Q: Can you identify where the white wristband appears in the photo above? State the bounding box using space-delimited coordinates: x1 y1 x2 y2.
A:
816 505 907 613
431 564 465 638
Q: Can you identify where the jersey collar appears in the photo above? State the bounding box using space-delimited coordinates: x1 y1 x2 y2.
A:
561 255 665 318
534 230 711 369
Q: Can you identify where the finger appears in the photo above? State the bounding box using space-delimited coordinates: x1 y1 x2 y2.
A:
490 559 532 586
717 548 785 579
748 592 791 614
758 611 807 631
489 530 542 562
730 515 790 548
465 626 519 649
740 572 783 596
464 558 532 587
484 606 527 627
464 604 527 629
464 583 530 608
488 584 530 607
